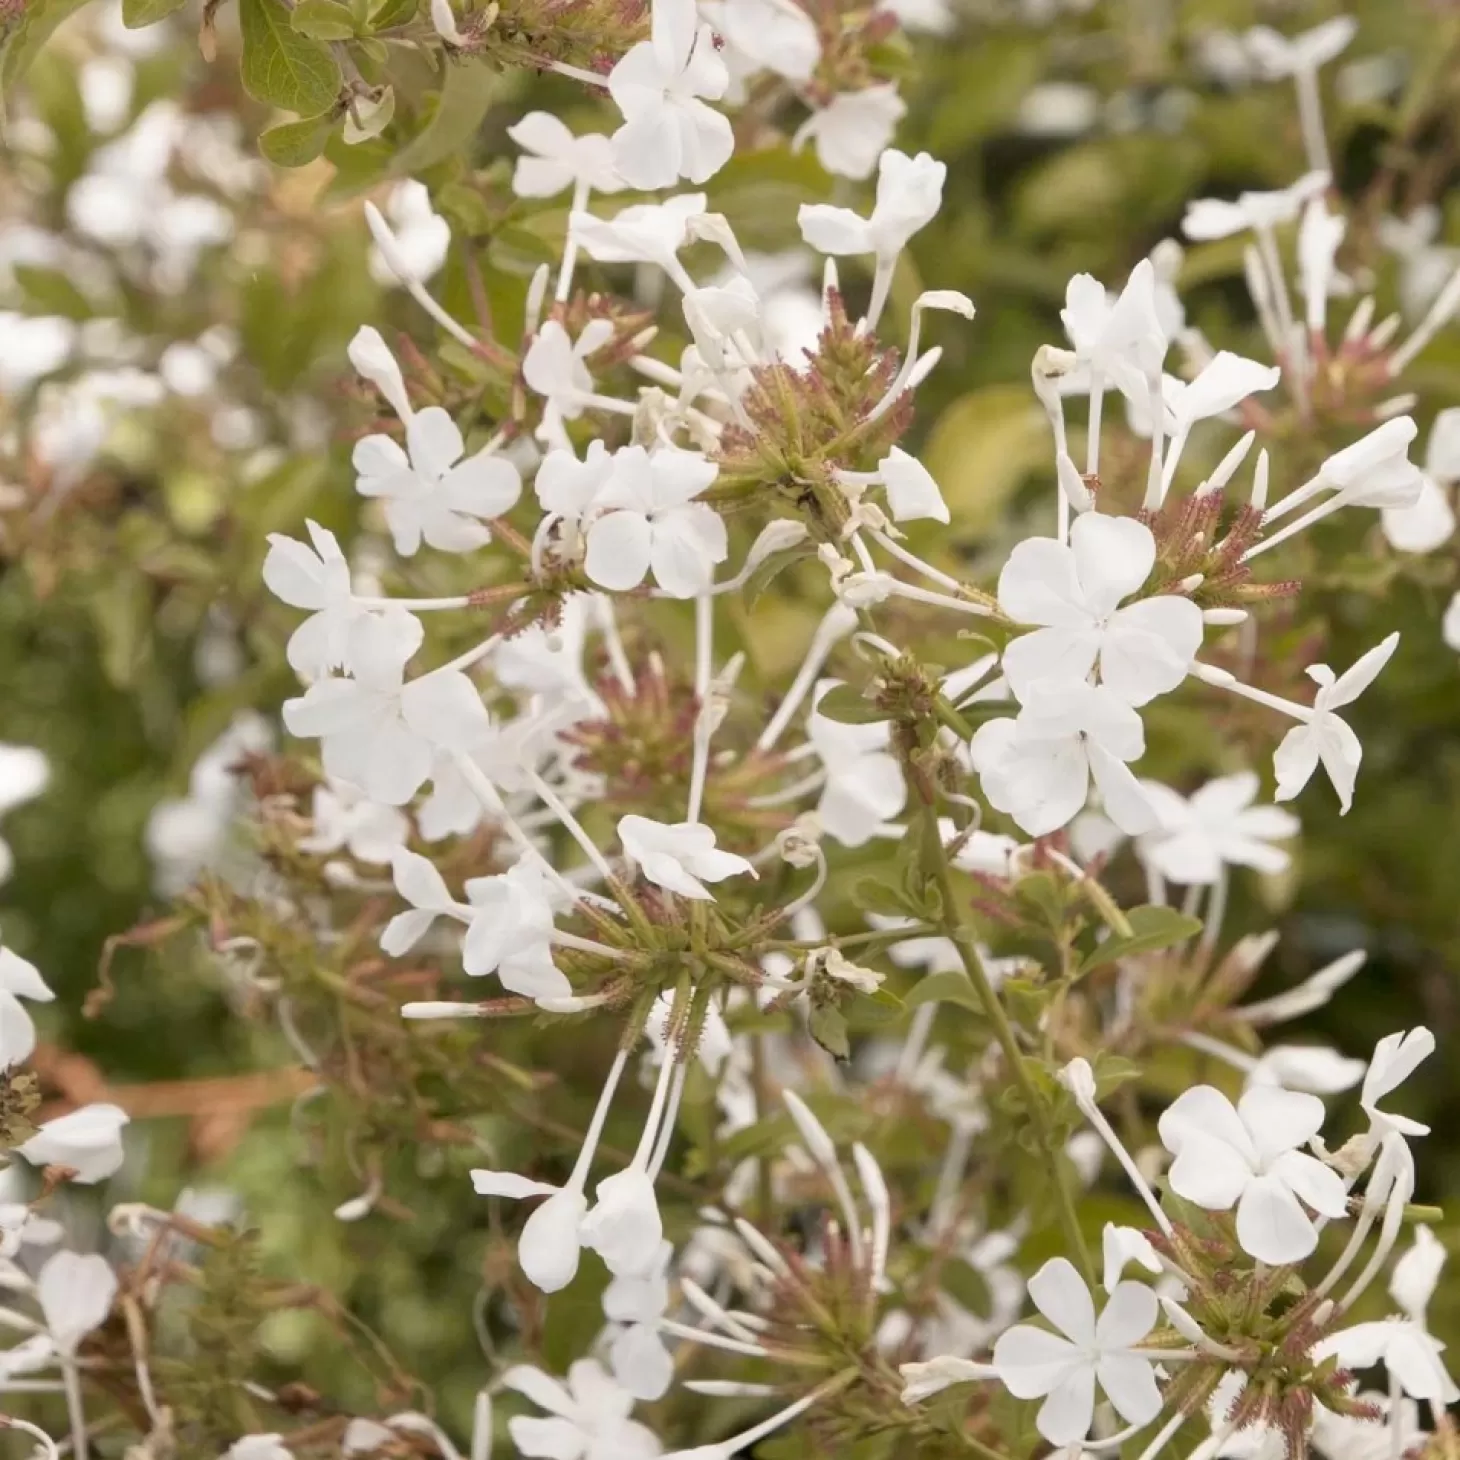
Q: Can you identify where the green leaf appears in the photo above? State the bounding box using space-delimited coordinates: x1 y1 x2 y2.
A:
239 0 341 118
121 0 189 26
1078 905 1202 976
389 58 497 175
903 970 984 1014
259 113 335 167
291 0 357 39
922 384 1051 533
814 684 886 725
808 1004 850 1061
368 0 417 28
12 265 92 319
849 876 913 919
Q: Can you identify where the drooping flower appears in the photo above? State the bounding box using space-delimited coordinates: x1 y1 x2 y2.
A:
366 180 450 287
606 0 733 190
604 1240 674 1401
1381 408 1460 554
618 816 755 900
353 407 522 556
584 446 727 598
991 1256 1162 1446
1272 632 1400 813
996 513 1203 706
1157 1084 1347 1264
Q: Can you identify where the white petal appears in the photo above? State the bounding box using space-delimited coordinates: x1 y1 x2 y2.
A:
1236 1175 1319 1264
585 512 653 591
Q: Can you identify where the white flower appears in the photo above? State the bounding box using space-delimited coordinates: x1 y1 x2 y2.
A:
581 1166 664 1278
1060 260 1168 401
572 194 709 275
507 112 623 198
1315 416 1424 508
807 683 907 848
584 445 727 598
0 746 48 884
997 513 1203 706
878 445 949 524
471 1168 590 1293
502 1359 662 1460
353 407 522 556
1246 1045 1366 1095
1136 772 1298 885
1101 1224 1162 1294
1315 1320 1459 1405
1272 632 1399 813
0 944 52 1070
875 0 953 33
1361 1026 1435 1138
263 521 371 677
799 149 946 262
1381 408 1460 553
604 1240 674 1401
462 860 570 1002
991 1256 1162 1447
1297 196 1346 333
1244 17 1357 77
607 0 733 190
367 180 450 287
1167 351 1281 434
1157 1084 1347 1264
522 319 617 444
282 611 491 807
700 0 820 84
970 681 1157 838
296 780 409 865
222 1438 292 1460
618 815 755 900
899 1356 997 1404
37 1251 117 1357
1182 171 1329 242
18 1103 129 1183
1446 591 1460 652
793 86 907 181
1391 1225 1445 1323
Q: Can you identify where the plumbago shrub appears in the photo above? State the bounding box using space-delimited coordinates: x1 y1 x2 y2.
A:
5 1 1460 1458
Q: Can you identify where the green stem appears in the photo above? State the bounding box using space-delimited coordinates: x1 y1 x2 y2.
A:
924 815 1096 1287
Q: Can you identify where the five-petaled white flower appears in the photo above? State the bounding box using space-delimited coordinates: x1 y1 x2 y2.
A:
970 681 1157 838
507 112 624 199
1158 1084 1348 1264
353 407 522 556
502 1359 662 1460
606 0 734 190
296 779 409 865
522 319 617 446
991 1256 1162 1446
1137 772 1299 885
1272 632 1400 813
997 513 1203 707
584 446 727 598
617 815 755 900
283 611 491 807
1361 1026 1435 1139
1060 260 1168 404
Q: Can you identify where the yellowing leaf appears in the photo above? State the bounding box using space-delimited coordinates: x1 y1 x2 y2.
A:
922 383 1050 532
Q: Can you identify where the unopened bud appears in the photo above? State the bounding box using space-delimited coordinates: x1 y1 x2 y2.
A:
776 816 822 869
